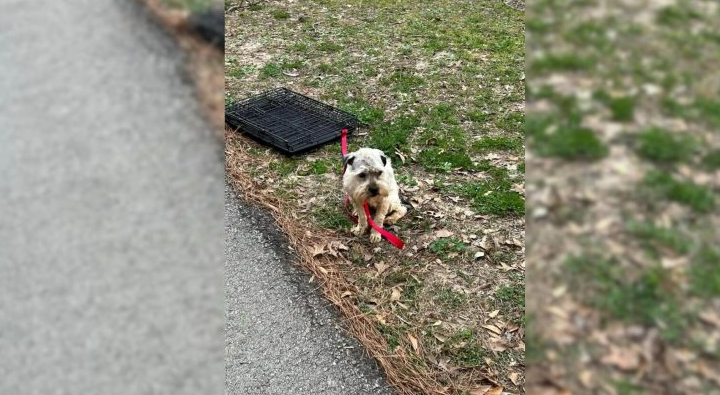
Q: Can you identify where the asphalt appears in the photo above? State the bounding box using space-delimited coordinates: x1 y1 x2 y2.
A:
0 1 225 394
226 187 394 395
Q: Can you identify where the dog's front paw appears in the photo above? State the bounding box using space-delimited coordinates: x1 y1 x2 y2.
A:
369 230 382 243
352 225 367 236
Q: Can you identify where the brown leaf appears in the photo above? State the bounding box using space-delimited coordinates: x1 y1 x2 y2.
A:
341 291 353 298
482 324 502 335
435 229 454 238
311 244 325 257
485 387 503 395
408 334 419 352
509 372 521 385
374 261 388 274
390 288 402 301
488 309 500 318
601 346 640 371
468 386 492 395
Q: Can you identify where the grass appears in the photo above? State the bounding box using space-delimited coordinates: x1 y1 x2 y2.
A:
455 164 525 216
531 53 595 73
644 171 715 213
626 221 692 255
313 203 353 230
597 93 636 121
688 247 720 297
429 238 467 258
636 128 695 163
566 255 686 341
226 0 525 391
702 149 720 169
534 125 609 160
472 136 523 152
436 289 467 308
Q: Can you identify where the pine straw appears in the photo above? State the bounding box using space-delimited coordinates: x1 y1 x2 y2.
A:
134 0 225 135
226 131 497 395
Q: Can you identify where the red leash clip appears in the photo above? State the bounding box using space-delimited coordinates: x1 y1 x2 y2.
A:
341 129 405 249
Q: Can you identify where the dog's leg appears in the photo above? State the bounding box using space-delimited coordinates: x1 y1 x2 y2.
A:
369 200 390 243
351 199 368 236
385 203 407 225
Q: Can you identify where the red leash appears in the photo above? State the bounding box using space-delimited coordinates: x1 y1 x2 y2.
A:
341 129 405 249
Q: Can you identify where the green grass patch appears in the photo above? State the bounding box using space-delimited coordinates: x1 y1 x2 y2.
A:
656 4 701 26
644 171 715 213
594 92 635 121
472 136 522 152
534 125 609 160
228 64 256 79
382 71 425 93
260 62 282 78
417 148 473 172
317 41 343 53
429 237 467 258
436 288 467 308
566 255 686 341
688 247 720 297
313 204 353 230
271 9 290 19
702 149 720 169
626 221 692 255
268 159 299 176
301 159 333 175
456 171 525 216
338 99 385 125
636 128 695 163
367 116 420 161
531 53 595 73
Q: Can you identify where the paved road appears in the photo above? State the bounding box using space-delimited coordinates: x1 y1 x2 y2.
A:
226 188 393 395
0 1 225 394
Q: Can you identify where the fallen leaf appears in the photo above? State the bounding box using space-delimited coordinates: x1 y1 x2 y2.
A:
408 334 419 352
468 386 492 395
485 387 503 395
601 346 640 371
312 244 325 257
390 288 402 301
318 266 329 275
509 372 520 385
482 324 502 335
488 310 500 318
433 334 447 343
435 229 454 238
474 251 485 260
341 291 353 298
374 261 388 274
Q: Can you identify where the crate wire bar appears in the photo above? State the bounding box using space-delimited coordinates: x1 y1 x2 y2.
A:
226 88 362 154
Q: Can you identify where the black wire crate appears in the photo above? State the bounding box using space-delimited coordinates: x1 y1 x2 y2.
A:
226 88 363 155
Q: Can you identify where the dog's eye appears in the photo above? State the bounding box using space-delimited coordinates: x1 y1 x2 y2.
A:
377 171 383 176
359 173 366 179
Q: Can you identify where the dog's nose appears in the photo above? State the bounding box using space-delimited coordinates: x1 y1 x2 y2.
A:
369 187 379 196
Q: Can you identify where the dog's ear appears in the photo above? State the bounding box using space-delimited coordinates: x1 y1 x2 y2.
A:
343 155 355 168
380 155 387 167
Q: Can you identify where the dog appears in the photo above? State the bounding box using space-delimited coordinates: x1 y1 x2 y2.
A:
342 148 407 243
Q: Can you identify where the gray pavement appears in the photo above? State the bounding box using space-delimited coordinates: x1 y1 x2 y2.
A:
226 188 394 395
0 1 224 394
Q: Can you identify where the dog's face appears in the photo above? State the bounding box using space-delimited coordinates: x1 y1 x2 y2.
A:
343 148 393 202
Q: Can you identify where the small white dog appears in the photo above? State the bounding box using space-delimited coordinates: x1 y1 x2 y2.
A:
342 148 407 243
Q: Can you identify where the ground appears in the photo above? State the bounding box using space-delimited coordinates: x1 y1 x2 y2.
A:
225 0 525 394
525 0 720 394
